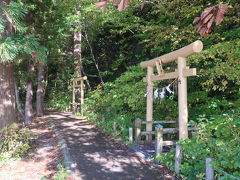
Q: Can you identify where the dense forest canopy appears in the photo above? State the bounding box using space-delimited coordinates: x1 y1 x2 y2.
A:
0 0 239 179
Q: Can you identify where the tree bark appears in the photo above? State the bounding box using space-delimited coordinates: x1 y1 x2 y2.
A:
74 28 83 77
36 63 45 116
0 63 16 129
14 81 24 119
24 63 35 124
0 0 16 129
73 10 91 89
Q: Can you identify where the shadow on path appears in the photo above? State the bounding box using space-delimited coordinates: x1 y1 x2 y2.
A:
48 111 171 180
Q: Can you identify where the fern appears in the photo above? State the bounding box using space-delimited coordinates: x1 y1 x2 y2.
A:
0 18 6 34
0 37 18 63
0 2 47 63
6 2 28 33
0 34 47 63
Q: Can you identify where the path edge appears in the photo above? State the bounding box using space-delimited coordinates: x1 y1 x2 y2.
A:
49 119 82 179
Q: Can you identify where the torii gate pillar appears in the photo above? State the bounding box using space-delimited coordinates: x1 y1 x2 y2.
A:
146 66 154 142
178 57 188 140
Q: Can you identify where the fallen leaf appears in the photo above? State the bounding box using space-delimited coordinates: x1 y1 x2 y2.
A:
96 1 107 9
207 17 215 29
193 17 200 24
215 4 228 25
203 13 214 24
201 5 216 20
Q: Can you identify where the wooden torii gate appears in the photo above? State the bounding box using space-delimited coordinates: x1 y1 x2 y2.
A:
71 76 87 115
140 40 203 141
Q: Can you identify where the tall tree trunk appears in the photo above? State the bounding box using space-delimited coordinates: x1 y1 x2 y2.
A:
73 10 91 89
0 0 16 129
0 63 16 129
74 28 83 77
36 63 45 116
14 81 24 119
74 28 91 89
24 63 35 124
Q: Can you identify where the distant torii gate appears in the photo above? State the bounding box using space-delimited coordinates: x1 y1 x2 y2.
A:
140 40 203 141
71 76 87 115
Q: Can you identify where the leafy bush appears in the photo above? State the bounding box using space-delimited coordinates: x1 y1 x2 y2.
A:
189 39 240 94
54 164 68 180
86 65 178 141
156 113 240 179
47 89 71 111
0 123 33 160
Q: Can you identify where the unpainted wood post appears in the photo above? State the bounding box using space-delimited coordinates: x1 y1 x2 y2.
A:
175 144 182 174
72 81 75 105
178 57 188 140
129 127 133 143
155 124 163 156
73 105 76 114
135 118 142 144
113 121 117 132
146 66 154 142
72 80 76 113
80 80 84 116
206 157 214 180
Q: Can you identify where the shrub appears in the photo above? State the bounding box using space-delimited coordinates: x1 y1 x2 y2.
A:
156 114 240 179
54 164 68 180
0 123 33 160
47 89 71 111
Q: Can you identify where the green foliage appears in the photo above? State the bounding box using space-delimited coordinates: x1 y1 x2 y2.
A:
0 124 34 160
0 17 6 34
85 65 145 138
86 65 179 139
189 39 240 94
0 1 47 64
6 2 28 32
156 113 240 179
47 56 75 110
48 89 72 111
18 0 239 178
0 37 18 62
54 164 68 180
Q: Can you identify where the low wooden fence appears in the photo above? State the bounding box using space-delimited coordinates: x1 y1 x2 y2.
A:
134 118 198 145
112 119 223 180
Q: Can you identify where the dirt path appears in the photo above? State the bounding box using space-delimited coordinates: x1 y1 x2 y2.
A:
0 117 62 180
48 111 173 180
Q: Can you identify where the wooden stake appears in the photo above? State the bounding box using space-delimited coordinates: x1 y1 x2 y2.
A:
129 127 133 143
175 144 182 174
206 157 214 180
135 118 142 144
80 79 84 115
178 57 188 140
146 66 153 142
155 125 163 156
113 121 117 132
72 81 76 113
